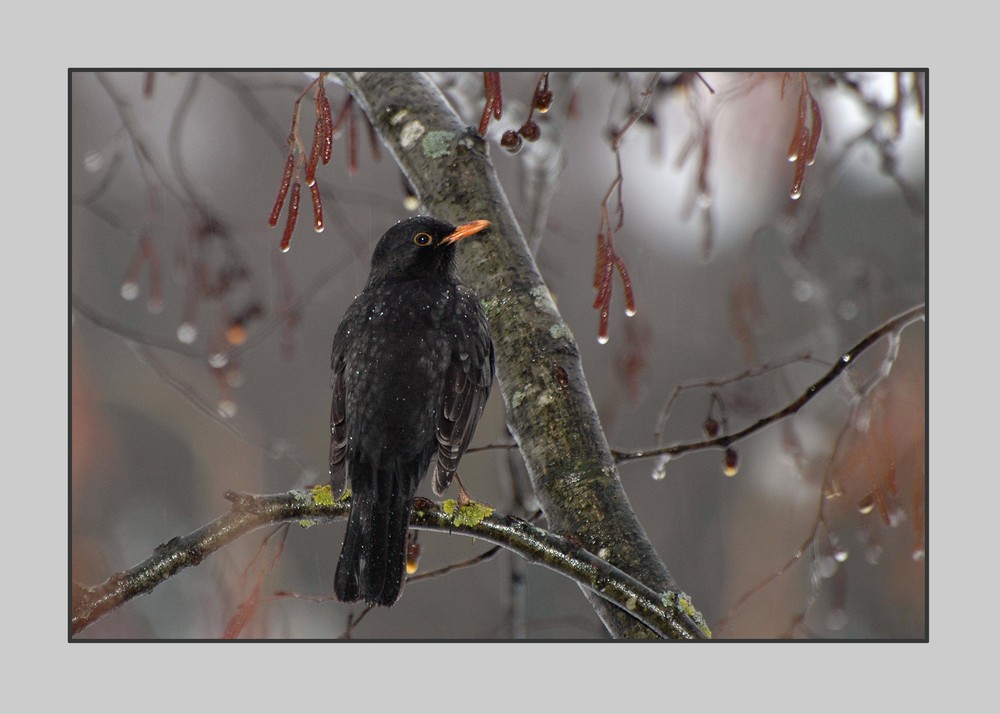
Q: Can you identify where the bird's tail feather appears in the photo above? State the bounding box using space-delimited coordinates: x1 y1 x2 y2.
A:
334 461 416 607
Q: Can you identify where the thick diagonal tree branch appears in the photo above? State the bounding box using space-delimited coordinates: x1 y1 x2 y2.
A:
335 71 699 639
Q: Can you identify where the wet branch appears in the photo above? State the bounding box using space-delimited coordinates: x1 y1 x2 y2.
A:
612 303 926 464
71 490 709 640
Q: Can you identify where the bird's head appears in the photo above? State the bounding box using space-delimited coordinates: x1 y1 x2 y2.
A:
367 216 491 282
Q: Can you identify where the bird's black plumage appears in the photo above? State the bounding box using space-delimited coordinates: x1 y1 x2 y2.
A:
330 216 494 606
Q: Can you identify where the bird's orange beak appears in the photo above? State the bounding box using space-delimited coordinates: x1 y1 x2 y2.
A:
441 220 491 245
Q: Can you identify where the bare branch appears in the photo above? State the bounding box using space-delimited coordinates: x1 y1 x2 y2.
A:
613 303 926 463
72 490 709 640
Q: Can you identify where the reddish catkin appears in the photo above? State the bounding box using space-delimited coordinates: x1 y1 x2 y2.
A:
310 181 324 233
787 84 809 162
593 256 614 309
306 84 331 182
786 75 822 199
320 95 334 164
805 94 822 165
269 153 295 226
280 182 301 253
592 223 637 341
598 303 610 344
594 232 609 288
224 530 287 638
788 86 810 199
306 112 325 187
479 72 502 135
790 156 808 200
223 586 260 639
490 73 502 119
615 256 636 316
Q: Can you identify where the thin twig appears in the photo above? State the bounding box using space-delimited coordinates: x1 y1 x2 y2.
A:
465 442 519 455
652 351 824 446
613 304 925 463
407 545 503 583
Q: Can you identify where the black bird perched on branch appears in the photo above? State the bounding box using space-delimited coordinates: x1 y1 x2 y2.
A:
330 216 495 607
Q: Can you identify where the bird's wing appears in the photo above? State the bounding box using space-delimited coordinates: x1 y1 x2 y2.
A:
330 302 361 498
329 367 349 498
433 296 494 496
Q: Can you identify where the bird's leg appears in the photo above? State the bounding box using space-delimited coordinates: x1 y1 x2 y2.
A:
454 473 473 507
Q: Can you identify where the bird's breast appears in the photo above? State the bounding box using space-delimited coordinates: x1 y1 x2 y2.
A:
339 280 475 463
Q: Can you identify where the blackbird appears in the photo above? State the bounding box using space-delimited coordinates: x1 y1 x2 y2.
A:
330 216 494 607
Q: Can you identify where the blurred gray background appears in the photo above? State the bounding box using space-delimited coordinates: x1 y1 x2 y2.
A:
71 71 925 639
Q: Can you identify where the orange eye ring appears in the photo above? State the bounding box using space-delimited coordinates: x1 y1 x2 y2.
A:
413 232 433 246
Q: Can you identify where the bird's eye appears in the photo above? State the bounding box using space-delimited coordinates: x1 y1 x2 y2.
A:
413 232 433 246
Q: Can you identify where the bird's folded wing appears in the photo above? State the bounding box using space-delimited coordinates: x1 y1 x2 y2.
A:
330 369 349 497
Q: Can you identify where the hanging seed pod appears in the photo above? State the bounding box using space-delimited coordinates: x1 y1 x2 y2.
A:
723 447 739 477
501 129 523 154
519 120 541 142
